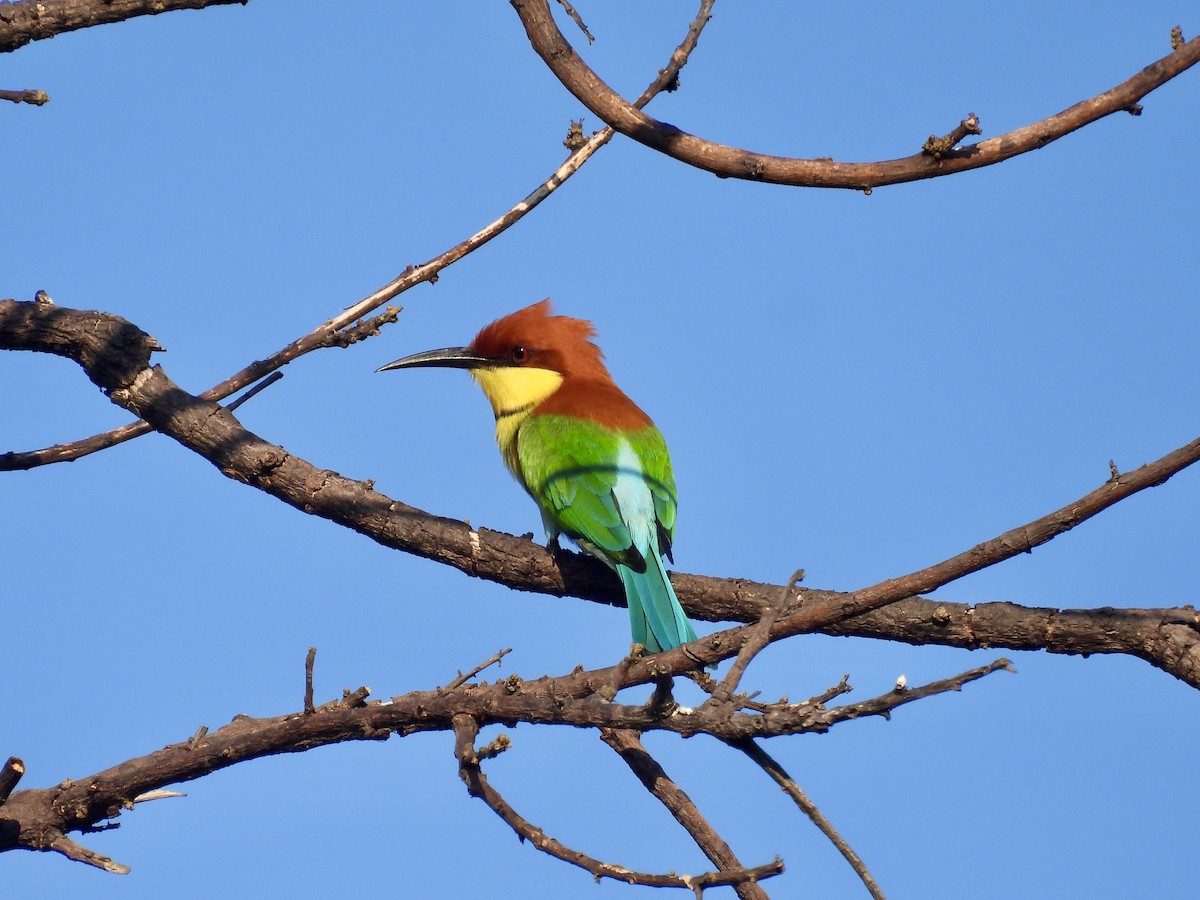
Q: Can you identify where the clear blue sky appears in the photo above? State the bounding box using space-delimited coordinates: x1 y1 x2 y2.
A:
3 3 1198 898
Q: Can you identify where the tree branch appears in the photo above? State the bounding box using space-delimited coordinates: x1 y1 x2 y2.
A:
453 716 782 892
0 87 47 104
0 650 1007 868
3 298 1198 689
600 728 774 900
0 1 715 472
441 648 514 690
733 740 884 900
0 0 252 55
511 0 1200 189
0 757 24 805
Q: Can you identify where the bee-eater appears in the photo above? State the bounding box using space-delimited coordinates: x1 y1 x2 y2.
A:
378 300 697 655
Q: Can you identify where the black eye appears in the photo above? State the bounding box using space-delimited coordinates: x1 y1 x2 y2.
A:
510 345 530 364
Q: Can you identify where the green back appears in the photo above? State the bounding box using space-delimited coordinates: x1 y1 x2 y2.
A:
516 414 676 563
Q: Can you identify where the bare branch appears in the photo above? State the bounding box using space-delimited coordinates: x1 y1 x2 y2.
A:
600 728 776 900
554 0 593 44
46 831 131 875
130 789 185 804
0 88 48 105
224 371 283 413
453 716 782 891
511 0 1200 189
0 1 716 472
442 648 513 690
922 112 982 159
4 298 1198 688
0 650 1011 866
707 570 802 707
733 740 884 900
0 0 252 55
304 647 317 714
766 439 1200 641
0 757 25 805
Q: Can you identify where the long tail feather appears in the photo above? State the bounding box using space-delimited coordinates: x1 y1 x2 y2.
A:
618 553 697 653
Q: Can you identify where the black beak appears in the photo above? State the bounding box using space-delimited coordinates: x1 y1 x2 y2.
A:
376 347 491 373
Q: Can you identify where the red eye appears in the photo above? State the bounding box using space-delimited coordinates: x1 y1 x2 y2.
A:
510 345 530 364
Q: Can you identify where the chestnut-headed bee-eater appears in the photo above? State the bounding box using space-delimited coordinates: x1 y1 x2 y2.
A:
378 300 697 655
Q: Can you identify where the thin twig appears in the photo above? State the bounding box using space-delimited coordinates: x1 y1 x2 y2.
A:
0 1 718 472
0 655 1013 866
733 739 885 899
0 0 251 54
131 789 185 804
0 757 24 805
0 88 48 105
225 372 284 413
708 569 803 705
922 112 982 158
600 728 777 900
47 831 130 875
821 659 1014 728
304 647 317 714
442 648 513 690
451 715 783 891
186 726 208 749
555 0 593 43
512 0 1200 188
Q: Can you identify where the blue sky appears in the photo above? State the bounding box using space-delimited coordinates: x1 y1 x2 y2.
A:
3 3 1199 898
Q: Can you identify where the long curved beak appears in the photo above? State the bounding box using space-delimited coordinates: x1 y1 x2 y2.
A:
376 347 491 373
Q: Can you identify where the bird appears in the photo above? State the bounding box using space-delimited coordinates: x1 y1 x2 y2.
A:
378 299 697 656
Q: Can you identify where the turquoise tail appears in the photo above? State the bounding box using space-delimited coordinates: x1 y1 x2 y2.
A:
618 551 697 653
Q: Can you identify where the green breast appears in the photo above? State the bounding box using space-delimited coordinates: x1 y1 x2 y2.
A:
515 413 677 553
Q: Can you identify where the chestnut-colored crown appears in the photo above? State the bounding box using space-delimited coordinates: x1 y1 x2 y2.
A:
469 299 611 380
468 299 653 429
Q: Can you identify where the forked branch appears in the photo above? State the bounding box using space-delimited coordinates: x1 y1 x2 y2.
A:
512 0 1200 189
0 1 716 472
600 728 774 900
454 715 783 893
733 740 884 900
0 0 253 54
0 647 1004 874
3 298 1198 689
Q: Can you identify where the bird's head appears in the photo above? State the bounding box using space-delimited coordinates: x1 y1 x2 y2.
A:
377 299 610 418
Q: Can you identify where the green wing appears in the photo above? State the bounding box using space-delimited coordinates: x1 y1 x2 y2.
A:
516 414 676 568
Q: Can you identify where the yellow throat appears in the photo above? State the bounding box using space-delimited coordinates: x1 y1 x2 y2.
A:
470 366 564 469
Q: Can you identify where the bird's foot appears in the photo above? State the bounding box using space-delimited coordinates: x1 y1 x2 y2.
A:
644 674 677 716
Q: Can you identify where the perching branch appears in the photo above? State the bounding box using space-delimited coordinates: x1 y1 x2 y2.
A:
732 740 884 900
706 570 801 708
441 648 513 690
511 0 1200 189
0 0 716 472
0 87 47 105
0 647 1006 871
0 757 25 805
0 0 253 55
453 715 783 893
2 298 1198 689
600 728 774 900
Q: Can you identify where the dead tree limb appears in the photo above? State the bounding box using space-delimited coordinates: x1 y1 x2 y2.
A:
2 298 1198 689
0 0 253 55
511 0 1200 189
454 716 784 893
0 0 715 472
600 728 774 900
0 651 1006 872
